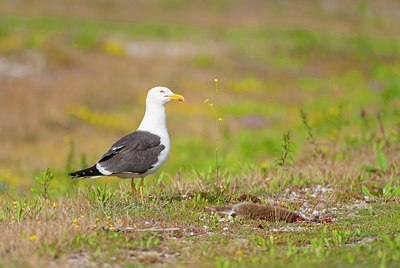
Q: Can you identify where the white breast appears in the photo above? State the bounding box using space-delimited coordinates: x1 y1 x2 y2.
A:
136 98 171 177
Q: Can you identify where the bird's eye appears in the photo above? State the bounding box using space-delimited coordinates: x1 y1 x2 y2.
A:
160 90 165 93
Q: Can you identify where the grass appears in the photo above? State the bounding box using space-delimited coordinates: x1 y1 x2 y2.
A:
2 174 400 267
1 0 400 267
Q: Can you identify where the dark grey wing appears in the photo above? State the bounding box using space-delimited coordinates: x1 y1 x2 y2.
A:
98 130 165 174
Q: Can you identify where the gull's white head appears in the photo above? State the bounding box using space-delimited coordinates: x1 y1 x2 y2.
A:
146 86 185 106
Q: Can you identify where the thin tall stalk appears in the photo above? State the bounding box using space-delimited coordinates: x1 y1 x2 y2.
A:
205 79 223 181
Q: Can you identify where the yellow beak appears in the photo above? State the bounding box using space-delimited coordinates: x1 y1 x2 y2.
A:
168 93 185 102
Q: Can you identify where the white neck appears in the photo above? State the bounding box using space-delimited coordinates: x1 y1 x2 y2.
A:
138 101 168 136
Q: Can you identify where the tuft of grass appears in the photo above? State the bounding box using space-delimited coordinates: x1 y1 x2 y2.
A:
360 141 390 174
300 109 323 158
362 181 400 203
85 184 116 207
31 168 54 200
276 131 294 179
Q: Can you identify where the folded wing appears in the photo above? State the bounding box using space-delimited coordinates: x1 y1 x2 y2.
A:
97 130 165 175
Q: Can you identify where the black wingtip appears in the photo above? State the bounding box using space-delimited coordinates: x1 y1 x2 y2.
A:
68 171 80 179
68 165 103 178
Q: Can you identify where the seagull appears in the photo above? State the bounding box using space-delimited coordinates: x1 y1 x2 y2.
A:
69 86 184 201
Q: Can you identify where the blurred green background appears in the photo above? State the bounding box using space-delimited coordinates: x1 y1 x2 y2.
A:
0 0 399 193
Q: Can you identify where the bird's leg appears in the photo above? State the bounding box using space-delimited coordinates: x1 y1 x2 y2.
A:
139 177 144 203
131 178 137 196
